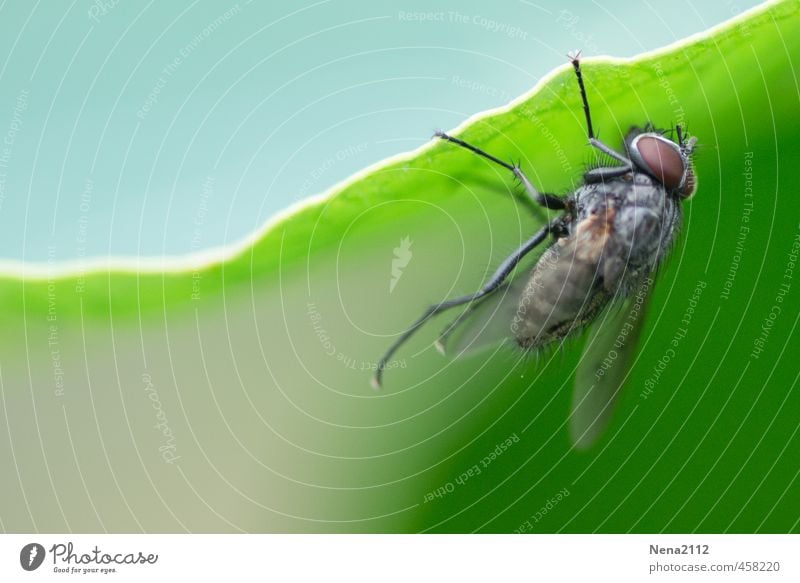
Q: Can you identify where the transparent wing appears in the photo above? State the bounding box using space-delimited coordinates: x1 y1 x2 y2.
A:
436 274 529 359
570 278 653 449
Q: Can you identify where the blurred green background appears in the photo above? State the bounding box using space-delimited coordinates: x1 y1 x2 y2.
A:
1 0 798 534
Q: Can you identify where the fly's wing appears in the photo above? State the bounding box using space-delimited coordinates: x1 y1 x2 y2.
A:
570 277 653 449
443 205 619 359
437 272 530 359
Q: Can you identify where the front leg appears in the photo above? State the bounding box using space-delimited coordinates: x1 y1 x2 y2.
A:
435 131 566 211
584 164 633 183
569 54 632 166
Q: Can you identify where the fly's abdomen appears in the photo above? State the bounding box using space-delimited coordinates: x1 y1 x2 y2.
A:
511 240 609 350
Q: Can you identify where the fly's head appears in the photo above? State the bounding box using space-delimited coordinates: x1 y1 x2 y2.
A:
625 125 697 199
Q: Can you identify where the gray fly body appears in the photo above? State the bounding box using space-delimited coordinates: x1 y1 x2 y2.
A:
513 142 682 351
372 54 697 448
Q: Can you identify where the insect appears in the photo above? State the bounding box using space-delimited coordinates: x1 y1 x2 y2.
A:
371 54 697 448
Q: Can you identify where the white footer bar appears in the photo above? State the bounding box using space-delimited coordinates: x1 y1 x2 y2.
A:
1 534 795 582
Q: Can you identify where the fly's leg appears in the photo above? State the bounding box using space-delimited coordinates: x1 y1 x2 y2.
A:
569 50 595 140
584 165 633 183
588 138 632 165
434 297 489 355
433 283 509 356
371 219 558 389
434 131 566 212
569 52 632 166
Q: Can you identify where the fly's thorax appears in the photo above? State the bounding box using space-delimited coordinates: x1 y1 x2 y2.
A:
573 172 681 272
620 172 681 268
573 172 665 219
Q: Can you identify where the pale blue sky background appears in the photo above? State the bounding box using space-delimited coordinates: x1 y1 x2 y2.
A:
0 0 761 261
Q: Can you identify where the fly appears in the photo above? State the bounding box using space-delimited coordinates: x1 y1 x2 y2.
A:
371 53 697 448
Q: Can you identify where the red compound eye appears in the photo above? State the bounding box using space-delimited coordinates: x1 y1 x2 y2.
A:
634 135 685 190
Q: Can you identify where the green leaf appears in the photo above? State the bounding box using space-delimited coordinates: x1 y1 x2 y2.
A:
1 0 799 532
